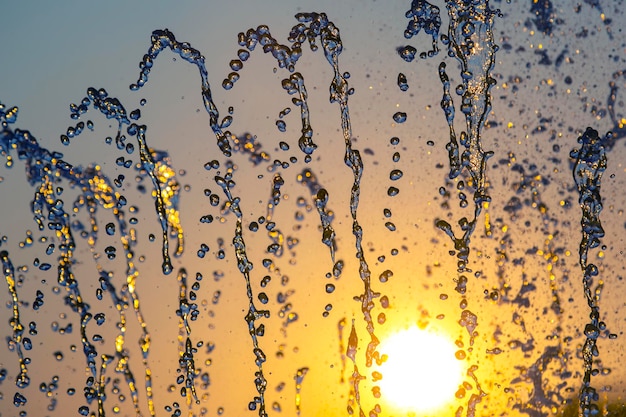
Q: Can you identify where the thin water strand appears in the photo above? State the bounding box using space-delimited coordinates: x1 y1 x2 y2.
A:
346 320 366 417
571 127 609 416
132 29 232 157
1 251 30 392
433 0 499 271
298 10 381 367
176 268 200 405
215 173 270 417
297 168 339 267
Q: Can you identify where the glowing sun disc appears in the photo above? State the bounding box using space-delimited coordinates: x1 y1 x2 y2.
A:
377 327 463 412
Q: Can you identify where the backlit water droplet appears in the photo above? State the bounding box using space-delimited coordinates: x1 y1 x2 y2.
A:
397 73 408 91
392 112 407 123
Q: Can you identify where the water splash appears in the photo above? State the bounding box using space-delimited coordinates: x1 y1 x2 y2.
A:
1 3 625 417
402 1 499 414
494 154 577 416
571 127 609 416
130 16 381 412
434 0 499 271
398 0 442 61
1 101 171 415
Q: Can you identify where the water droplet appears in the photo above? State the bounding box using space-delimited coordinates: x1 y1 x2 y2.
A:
104 246 116 260
392 112 407 123
389 169 403 180
238 49 250 61
397 45 417 62
13 392 27 407
379 270 393 283
397 73 408 91
23 338 32 350
230 59 243 71
95 313 106 325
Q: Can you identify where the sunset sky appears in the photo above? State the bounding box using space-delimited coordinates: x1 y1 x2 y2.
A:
1 1 625 416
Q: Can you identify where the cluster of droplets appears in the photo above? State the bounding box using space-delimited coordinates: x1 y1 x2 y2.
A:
2 103 99 413
397 0 442 62
383 136 403 234
432 0 499 272
223 11 380 416
223 23 320 161
1 56 360 415
398 1 502 414
476 149 581 416
131 35 352 416
136 14 383 416
64 86 183 275
231 132 271 166
1 76 189 414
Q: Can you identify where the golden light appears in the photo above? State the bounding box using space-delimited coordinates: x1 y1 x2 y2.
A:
377 327 463 414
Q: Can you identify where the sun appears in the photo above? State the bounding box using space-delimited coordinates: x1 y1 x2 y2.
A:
376 327 464 413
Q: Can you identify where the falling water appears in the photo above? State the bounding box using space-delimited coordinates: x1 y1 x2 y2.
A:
1 1 625 417
571 127 609 416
